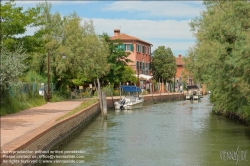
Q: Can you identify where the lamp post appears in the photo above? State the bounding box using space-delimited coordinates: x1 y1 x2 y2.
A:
137 62 140 87
47 51 50 102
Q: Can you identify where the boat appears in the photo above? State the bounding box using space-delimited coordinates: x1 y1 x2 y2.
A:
114 85 144 110
186 85 202 100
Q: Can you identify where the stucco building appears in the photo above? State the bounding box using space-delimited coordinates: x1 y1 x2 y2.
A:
175 54 185 82
110 29 153 76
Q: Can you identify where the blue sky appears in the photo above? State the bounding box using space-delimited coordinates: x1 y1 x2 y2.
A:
13 0 205 56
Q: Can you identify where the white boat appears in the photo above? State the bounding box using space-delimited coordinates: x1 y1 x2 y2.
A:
186 90 193 100
186 85 202 100
193 90 202 100
114 85 144 110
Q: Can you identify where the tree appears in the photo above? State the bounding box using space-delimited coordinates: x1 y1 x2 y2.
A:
186 0 250 119
0 0 41 50
0 44 27 87
0 0 43 85
36 1 110 91
100 33 133 85
120 66 137 84
151 46 176 82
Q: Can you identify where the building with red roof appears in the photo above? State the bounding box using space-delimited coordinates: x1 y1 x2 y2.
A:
110 29 153 76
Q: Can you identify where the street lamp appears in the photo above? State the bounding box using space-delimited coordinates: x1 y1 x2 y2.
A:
137 62 140 87
47 51 50 102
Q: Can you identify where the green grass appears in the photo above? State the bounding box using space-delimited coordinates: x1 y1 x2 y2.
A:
0 96 46 116
56 98 98 121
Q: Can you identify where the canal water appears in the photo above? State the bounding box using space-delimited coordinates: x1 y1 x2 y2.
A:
47 95 250 166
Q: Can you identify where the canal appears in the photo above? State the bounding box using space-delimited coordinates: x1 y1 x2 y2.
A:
47 95 250 166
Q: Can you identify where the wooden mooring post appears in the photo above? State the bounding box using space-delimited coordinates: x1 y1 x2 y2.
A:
101 91 107 120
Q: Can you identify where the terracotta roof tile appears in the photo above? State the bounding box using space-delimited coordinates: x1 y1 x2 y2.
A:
176 55 185 66
110 33 152 45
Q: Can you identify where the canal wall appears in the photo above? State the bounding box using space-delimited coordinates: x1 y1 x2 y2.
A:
1 102 100 166
106 92 185 107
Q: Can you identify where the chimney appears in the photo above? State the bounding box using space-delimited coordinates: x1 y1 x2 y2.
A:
178 54 182 57
114 29 120 36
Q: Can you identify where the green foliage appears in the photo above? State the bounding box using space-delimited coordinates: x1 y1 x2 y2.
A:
186 0 250 120
0 44 28 87
100 33 133 85
120 66 137 84
37 2 110 88
1 0 42 50
0 83 46 116
151 46 176 82
51 91 70 102
22 70 46 83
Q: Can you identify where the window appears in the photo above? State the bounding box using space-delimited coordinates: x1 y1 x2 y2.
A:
136 44 140 52
137 44 142 52
123 44 133 51
142 46 145 54
125 44 130 51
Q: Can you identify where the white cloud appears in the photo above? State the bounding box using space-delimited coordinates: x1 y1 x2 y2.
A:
151 40 195 56
85 18 193 40
82 17 195 55
13 0 91 8
104 1 204 18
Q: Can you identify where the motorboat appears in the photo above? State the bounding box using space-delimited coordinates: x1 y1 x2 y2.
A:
114 85 144 110
186 85 202 100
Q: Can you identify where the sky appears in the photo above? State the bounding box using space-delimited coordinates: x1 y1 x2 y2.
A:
12 0 205 56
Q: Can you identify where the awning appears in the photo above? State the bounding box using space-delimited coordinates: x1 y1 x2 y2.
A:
134 74 153 80
120 85 141 92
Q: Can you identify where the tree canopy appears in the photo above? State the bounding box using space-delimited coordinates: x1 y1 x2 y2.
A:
151 46 176 82
185 0 250 120
100 33 135 85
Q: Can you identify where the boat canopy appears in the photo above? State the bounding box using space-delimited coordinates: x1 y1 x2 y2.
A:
120 85 141 93
186 85 199 90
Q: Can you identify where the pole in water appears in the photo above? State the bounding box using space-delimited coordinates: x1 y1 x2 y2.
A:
102 91 107 119
150 82 154 103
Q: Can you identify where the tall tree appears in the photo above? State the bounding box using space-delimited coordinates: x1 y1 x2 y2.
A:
186 0 250 119
0 44 27 87
151 46 176 82
100 33 134 85
0 0 41 50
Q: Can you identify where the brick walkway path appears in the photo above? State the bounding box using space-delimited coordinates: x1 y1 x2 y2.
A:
0 99 84 151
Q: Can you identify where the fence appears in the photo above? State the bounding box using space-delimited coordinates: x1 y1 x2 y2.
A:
2 83 42 102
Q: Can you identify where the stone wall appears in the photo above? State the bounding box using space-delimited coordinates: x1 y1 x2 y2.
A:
106 93 185 107
1 102 100 166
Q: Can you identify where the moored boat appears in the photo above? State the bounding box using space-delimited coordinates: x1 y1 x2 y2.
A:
114 85 144 110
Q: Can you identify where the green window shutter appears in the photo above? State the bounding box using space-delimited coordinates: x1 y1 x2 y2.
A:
130 44 134 51
121 44 125 50
148 63 150 70
136 61 139 69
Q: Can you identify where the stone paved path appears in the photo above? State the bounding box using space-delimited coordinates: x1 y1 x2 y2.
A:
0 99 84 150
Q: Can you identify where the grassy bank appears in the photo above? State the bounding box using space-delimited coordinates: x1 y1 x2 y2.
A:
0 96 46 116
212 109 250 126
56 98 98 121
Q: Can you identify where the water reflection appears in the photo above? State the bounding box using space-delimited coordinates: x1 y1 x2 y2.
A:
47 95 250 166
